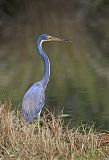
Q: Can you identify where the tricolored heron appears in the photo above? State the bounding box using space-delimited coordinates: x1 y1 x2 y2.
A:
22 34 70 122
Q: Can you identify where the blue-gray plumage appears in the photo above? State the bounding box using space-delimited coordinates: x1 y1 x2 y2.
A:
22 33 69 122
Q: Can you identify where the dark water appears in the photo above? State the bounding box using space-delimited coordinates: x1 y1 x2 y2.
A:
1 2 109 130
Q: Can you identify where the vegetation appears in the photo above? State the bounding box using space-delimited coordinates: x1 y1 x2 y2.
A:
0 102 109 160
1 1 109 159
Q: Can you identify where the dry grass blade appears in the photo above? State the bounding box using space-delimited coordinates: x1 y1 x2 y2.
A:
0 102 109 159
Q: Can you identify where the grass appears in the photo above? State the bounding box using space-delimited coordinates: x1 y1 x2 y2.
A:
0 102 109 160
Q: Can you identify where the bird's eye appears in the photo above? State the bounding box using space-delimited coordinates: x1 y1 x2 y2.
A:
46 36 52 40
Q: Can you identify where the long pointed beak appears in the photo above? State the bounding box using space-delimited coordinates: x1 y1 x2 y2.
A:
52 37 72 42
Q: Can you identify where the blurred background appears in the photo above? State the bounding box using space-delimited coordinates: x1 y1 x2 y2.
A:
0 0 109 129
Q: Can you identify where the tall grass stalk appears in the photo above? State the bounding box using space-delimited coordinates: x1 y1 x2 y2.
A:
0 102 108 159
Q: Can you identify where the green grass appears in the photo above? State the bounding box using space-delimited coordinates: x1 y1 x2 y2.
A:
0 102 109 160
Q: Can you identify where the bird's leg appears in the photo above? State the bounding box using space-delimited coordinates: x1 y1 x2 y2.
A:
37 111 41 132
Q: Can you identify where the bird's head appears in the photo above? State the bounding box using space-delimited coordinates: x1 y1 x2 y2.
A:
40 33 71 42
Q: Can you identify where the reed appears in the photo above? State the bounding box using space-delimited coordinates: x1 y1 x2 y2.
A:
0 102 108 160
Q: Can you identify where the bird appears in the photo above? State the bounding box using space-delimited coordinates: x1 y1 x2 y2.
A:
22 33 70 122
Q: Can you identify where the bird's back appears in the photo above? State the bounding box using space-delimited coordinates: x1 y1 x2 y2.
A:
22 82 45 122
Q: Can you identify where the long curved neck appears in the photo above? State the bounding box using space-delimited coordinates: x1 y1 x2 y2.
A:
37 39 50 90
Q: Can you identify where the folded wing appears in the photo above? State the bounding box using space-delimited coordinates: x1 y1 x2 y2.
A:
22 83 45 122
